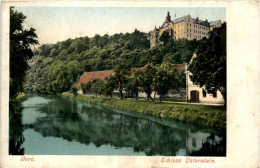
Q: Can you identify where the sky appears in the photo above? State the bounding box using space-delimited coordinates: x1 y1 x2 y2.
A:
14 7 226 45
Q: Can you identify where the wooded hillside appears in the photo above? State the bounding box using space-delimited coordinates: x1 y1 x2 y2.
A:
25 29 200 93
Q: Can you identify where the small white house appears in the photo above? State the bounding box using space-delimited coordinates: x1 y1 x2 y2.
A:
185 54 225 105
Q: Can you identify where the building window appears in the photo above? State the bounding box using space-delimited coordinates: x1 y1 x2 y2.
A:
203 90 206 97
187 29 188 32
212 91 217 98
187 23 188 26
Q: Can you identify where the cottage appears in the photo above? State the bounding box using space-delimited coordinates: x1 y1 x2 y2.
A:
185 54 225 105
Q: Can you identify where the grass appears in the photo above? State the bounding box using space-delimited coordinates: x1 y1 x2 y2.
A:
154 97 186 102
61 92 226 129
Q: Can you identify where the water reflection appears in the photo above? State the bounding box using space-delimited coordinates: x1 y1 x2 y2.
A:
10 94 226 156
9 100 25 155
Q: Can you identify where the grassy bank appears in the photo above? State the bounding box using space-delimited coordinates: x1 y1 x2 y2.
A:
61 92 226 129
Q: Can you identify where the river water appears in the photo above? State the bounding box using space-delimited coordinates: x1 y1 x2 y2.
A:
9 93 226 156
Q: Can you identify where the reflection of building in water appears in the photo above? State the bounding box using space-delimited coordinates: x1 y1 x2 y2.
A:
186 130 223 155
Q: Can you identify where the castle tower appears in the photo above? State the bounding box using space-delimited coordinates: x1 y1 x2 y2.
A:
165 11 171 23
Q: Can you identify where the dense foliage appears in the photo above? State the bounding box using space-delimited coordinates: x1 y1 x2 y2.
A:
26 28 199 94
78 62 184 102
10 8 38 99
188 23 226 106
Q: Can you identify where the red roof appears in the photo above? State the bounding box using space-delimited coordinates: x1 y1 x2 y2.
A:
90 70 114 81
76 70 114 88
76 64 184 88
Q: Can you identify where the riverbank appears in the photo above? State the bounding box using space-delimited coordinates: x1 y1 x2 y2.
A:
61 92 226 129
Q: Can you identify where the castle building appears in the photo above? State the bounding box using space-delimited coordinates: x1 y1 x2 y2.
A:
150 12 222 48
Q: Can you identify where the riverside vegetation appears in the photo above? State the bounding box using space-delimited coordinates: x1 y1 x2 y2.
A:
61 92 226 129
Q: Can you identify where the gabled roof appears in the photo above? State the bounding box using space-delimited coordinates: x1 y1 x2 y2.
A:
160 14 217 27
192 18 210 26
91 70 114 81
76 70 114 87
210 20 221 26
160 15 216 29
172 15 187 24
161 22 170 29
76 72 94 87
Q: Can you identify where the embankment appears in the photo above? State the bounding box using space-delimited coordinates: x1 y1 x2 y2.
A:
61 92 226 129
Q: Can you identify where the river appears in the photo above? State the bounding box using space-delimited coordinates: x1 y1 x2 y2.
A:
9 93 226 156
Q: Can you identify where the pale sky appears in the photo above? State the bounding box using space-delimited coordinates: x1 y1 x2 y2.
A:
14 7 226 45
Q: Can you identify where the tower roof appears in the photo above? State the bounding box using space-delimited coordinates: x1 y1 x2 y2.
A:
165 11 171 23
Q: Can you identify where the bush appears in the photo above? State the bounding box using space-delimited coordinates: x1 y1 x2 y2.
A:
70 85 78 96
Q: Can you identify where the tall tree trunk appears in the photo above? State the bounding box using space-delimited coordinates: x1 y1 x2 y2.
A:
119 87 123 99
153 91 156 102
159 95 162 103
148 94 155 103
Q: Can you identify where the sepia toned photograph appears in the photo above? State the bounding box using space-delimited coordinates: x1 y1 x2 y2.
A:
8 6 227 157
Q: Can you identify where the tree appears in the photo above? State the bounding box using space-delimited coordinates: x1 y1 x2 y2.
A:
113 63 131 99
38 44 52 57
10 7 38 99
139 63 156 102
125 68 142 99
188 23 226 106
153 62 179 102
70 84 78 96
103 76 117 98
48 60 81 93
90 79 104 96
81 82 92 94
159 31 171 45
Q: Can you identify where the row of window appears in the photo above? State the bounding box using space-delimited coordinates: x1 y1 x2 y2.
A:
174 34 204 40
193 30 207 35
186 22 208 30
175 29 207 35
